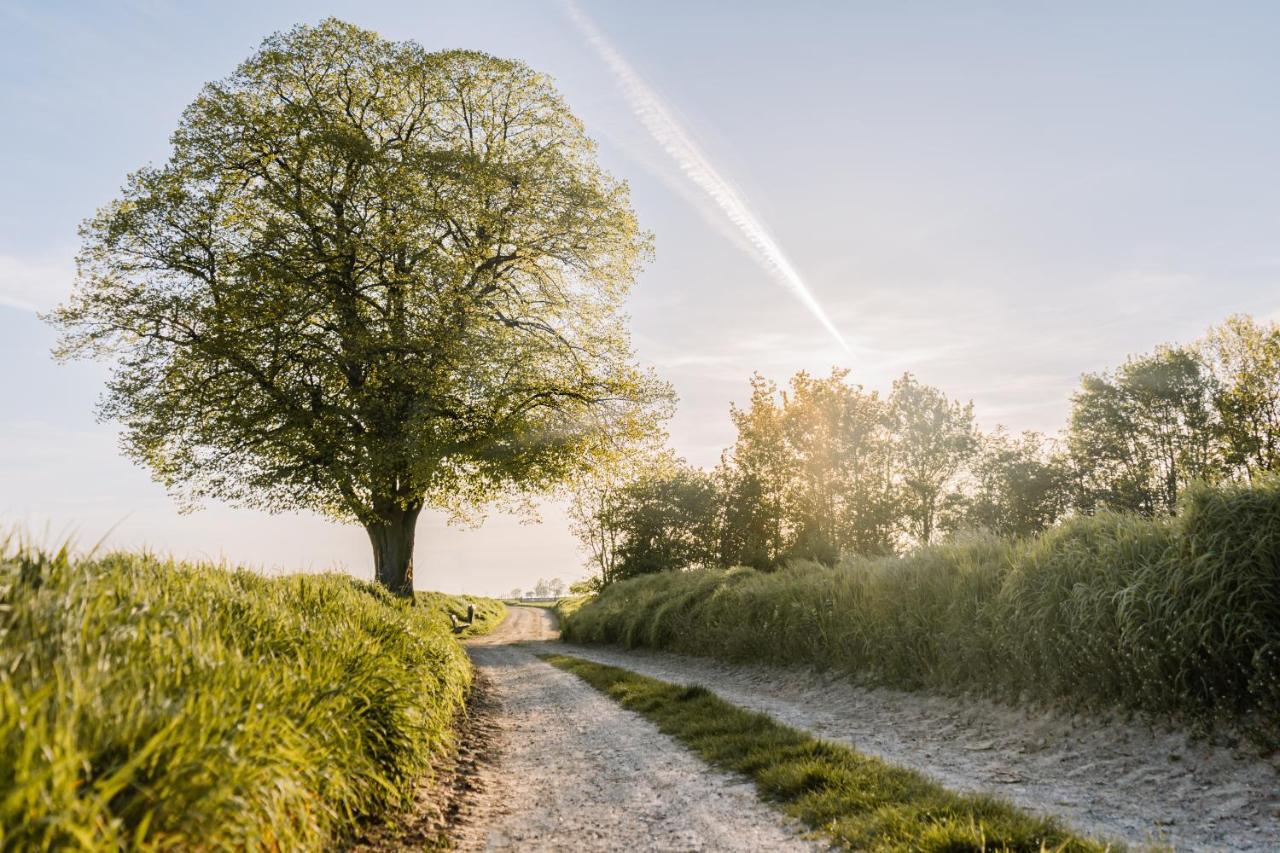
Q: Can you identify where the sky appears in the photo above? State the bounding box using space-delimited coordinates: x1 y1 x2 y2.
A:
2 1 1278 594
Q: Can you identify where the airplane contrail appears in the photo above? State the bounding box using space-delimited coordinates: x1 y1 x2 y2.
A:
561 1 853 354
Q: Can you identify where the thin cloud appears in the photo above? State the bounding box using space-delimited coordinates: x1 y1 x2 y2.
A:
0 252 73 313
561 0 853 354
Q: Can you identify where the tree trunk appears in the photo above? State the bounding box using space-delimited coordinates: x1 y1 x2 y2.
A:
366 505 423 598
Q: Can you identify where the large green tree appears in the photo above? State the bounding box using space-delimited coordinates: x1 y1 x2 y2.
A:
51 20 668 595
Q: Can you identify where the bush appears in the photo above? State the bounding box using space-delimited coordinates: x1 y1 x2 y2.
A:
0 542 501 849
563 478 1280 731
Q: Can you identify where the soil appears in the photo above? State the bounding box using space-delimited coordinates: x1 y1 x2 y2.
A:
453 606 819 851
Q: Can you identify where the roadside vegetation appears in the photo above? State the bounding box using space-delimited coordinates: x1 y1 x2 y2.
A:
545 654 1109 852
562 314 1280 737
569 314 1280 584
562 477 1280 736
0 539 501 849
553 594 591 624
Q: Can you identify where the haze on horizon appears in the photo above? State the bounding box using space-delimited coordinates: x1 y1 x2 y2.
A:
2 0 1278 595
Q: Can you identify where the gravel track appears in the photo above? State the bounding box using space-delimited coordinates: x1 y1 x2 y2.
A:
548 633 1280 852
454 607 818 851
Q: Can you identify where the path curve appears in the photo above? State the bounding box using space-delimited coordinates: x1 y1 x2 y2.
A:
455 607 817 851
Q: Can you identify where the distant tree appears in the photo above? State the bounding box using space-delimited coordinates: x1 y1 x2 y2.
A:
1069 346 1218 515
1067 372 1156 514
547 577 567 597
965 428 1070 537
610 460 720 579
51 19 668 596
718 375 793 568
564 438 669 587
888 374 978 546
781 370 896 562
568 448 721 584
508 588 523 600
568 577 597 594
533 578 551 598
714 458 770 569
1202 315 1280 480
566 469 626 587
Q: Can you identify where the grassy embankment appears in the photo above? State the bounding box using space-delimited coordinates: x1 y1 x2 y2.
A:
0 540 503 849
552 594 589 623
562 479 1280 735
546 654 1108 852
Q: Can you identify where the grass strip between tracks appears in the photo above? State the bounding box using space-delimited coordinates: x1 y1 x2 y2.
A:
541 653 1115 852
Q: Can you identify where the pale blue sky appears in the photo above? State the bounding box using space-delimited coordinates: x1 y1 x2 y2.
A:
2 1 1277 593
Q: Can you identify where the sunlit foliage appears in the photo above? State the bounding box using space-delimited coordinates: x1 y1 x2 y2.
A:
1202 313 1280 479
0 538 502 848
51 19 670 594
1069 345 1219 515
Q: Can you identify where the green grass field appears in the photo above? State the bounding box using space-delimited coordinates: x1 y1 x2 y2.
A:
0 539 502 850
562 478 1280 736
545 654 1110 852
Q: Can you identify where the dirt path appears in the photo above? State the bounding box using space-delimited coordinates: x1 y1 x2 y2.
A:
455 607 817 851
549 641 1280 852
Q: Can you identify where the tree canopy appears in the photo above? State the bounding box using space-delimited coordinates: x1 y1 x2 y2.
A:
52 19 670 593
1203 314 1280 479
1068 345 1218 515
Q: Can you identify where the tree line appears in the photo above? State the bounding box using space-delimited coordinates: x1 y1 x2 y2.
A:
569 314 1280 586
508 577 567 600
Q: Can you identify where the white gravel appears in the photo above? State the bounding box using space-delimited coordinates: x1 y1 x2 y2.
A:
548 633 1280 852
455 607 819 852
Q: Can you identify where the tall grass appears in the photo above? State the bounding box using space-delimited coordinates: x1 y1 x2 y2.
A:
0 540 502 849
563 479 1280 732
